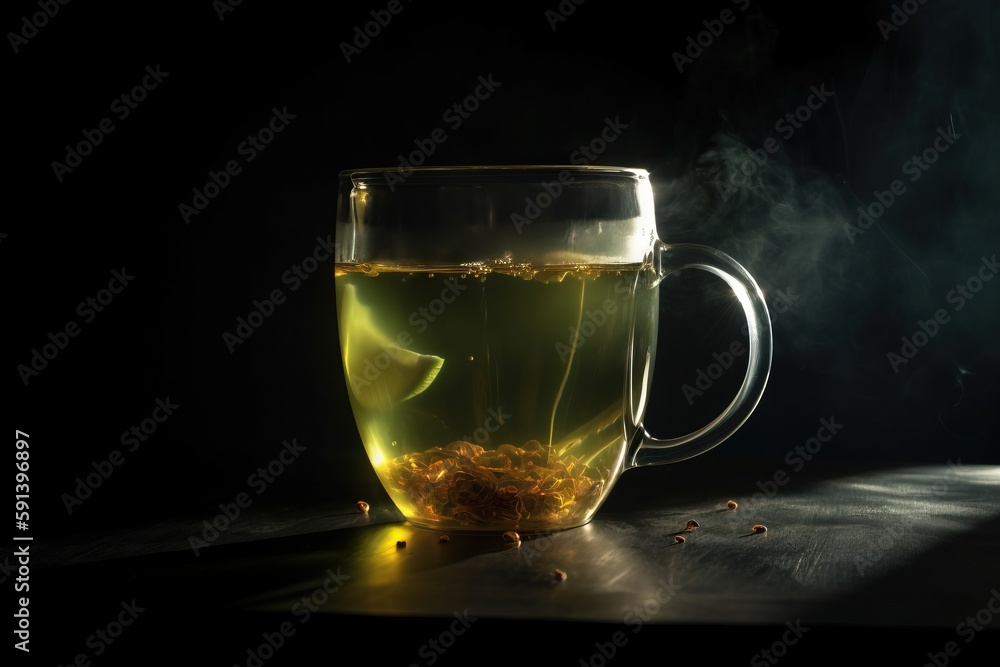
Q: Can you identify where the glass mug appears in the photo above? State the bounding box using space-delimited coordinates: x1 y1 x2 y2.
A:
335 166 771 534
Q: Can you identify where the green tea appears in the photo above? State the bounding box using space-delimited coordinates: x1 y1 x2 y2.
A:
336 261 656 531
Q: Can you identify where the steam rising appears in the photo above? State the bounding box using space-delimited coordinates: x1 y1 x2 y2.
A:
646 0 999 459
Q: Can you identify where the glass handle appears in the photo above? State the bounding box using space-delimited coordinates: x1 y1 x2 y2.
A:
625 242 772 469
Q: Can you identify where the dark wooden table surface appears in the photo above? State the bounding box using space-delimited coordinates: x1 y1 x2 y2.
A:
20 459 1000 665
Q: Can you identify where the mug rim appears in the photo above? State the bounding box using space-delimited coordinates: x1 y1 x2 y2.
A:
339 165 649 182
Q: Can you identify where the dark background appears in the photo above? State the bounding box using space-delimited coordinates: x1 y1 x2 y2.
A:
6 0 999 662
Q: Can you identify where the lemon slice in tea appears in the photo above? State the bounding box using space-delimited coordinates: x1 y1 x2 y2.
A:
339 283 444 408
